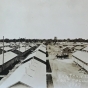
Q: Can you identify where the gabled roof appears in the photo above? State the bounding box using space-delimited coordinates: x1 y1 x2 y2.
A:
39 49 46 54
35 50 46 62
22 52 36 63
0 59 46 88
72 51 88 64
29 43 36 47
34 44 46 53
74 46 85 50
1 47 13 51
9 82 32 88
42 44 46 48
17 47 30 53
0 51 17 65
26 46 31 49
3 43 10 46
23 45 46 64
83 46 88 51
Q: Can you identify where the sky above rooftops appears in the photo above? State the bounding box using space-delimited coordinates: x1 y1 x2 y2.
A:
0 0 88 39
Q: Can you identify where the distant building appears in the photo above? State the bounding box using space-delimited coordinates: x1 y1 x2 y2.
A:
54 37 57 44
74 45 85 51
62 47 71 55
54 37 57 40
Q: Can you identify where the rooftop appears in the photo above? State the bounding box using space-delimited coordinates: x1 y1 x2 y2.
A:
83 46 88 51
1 47 13 51
0 57 46 88
0 51 17 65
72 51 88 64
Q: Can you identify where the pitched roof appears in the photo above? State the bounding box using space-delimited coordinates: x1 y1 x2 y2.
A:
72 51 88 64
83 46 88 51
0 59 46 88
0 51 17 65
1 47 13 51
17 47 30 53
74 46 85 50
23 44 46 63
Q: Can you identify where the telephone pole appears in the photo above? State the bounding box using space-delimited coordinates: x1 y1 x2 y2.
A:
2 36 4 70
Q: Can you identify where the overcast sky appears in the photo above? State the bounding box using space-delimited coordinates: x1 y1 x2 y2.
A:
0 0 88 39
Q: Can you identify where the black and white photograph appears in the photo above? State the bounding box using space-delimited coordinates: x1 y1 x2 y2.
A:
0 0 88 88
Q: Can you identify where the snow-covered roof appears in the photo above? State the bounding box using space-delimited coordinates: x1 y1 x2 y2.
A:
23 52 36 62
3 43 10 46
67 46 74 48
30 43 36 47
34 44 46 53
40 46 46 52
26 46 31 49
10 42 15 44
72 51 88 64
0 59 46 88
17 47 29 52
42 44 46 48
16 42 19 45
19 43 23 47
61 46 72 50
36 50 46 62
23 45 46 63
83 46 88 51
0 51 17 65
1 47 12 51
74 46 85 50
0 43 2 47
59 42 87 46
0 43 10 47
62 42 74 46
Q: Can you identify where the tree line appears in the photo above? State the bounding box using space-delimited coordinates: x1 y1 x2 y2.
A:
0 38 88 43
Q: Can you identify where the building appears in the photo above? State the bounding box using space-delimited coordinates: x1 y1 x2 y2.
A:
62 47 72 55
0 49 6 55
0 51 18 73
0 44 46 88
74 45 85 51
54 37 57 40
82 46 88 52
72 51 88 73
1 47 13 52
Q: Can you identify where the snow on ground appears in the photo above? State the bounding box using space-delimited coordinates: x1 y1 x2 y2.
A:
47 44 88 88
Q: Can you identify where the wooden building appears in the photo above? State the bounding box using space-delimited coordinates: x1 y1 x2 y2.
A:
72 51 88 73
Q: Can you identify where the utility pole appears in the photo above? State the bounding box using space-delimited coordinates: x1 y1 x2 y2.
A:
19 37 20 62
2 36 4 70
25 37 26 51
19 37 20 51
